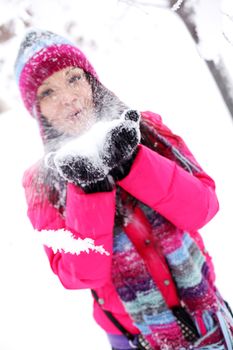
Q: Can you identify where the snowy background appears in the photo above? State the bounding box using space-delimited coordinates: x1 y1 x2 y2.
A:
0 0 233 349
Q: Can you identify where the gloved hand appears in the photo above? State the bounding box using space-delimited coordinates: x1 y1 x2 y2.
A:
56 154 114 193
101 109 141 171
44 109 141 192
45 151 113 193
99 109 140 182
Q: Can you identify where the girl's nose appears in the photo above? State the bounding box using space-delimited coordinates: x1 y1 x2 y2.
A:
60 92 78 106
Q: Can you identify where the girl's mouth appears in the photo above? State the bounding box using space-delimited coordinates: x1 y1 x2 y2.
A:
68 110 82 119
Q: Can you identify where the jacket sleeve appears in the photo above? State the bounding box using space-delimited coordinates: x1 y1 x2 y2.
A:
118 113 219 232
23 166 115 290
52 183 115 289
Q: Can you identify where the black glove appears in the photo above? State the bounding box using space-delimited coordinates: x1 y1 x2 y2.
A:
109 148 138 181
53 154 114 193
101 110 140 180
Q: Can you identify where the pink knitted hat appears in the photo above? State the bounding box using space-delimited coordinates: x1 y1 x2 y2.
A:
15 29 98 116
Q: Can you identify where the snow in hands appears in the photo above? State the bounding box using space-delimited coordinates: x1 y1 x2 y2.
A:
44 109 141 185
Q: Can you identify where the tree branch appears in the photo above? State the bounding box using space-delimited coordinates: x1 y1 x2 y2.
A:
118 0 169 9
171 0 185 12
169 0 233 119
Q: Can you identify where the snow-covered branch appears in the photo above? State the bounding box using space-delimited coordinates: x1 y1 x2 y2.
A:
222 32 233 48
118 0 169 9
171 0 185 12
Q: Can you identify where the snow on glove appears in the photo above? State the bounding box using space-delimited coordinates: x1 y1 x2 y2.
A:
44 109 140 190
101 109 141 180
45 149 113 193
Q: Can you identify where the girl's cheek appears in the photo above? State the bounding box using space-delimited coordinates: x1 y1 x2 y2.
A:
51 105 63 119
40 102 51 117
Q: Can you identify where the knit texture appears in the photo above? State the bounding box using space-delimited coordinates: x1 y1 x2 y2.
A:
111 130 222 349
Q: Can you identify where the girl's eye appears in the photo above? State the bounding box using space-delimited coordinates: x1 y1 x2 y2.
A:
39 89 54 100
68 74 82 85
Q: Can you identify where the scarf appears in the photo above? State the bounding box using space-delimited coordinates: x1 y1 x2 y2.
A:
111 130 221 350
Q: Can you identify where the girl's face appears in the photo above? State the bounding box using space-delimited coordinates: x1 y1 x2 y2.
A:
36 67 95 135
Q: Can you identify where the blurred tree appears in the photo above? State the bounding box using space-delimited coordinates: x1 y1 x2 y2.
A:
120 0 233 120
0 21 16 43
169 0 233 120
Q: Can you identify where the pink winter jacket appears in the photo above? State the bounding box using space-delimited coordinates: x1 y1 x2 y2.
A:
23 111 219 335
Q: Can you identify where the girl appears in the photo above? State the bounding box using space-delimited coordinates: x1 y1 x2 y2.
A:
15 29 233 350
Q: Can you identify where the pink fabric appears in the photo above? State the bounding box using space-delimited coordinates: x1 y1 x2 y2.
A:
53 184 116 289
23 165 66 231
118 144 219 232
23 111 219 335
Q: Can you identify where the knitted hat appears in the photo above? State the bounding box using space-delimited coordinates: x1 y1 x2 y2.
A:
15 28 98 116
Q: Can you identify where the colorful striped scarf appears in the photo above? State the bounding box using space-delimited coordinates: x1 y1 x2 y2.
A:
111 131 228 349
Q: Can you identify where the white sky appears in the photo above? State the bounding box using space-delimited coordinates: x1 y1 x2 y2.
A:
0 1 233 349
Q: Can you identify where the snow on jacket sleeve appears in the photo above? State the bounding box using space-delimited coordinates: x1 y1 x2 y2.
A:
54 183 115 289
118 112 219 232
23 165 115 290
